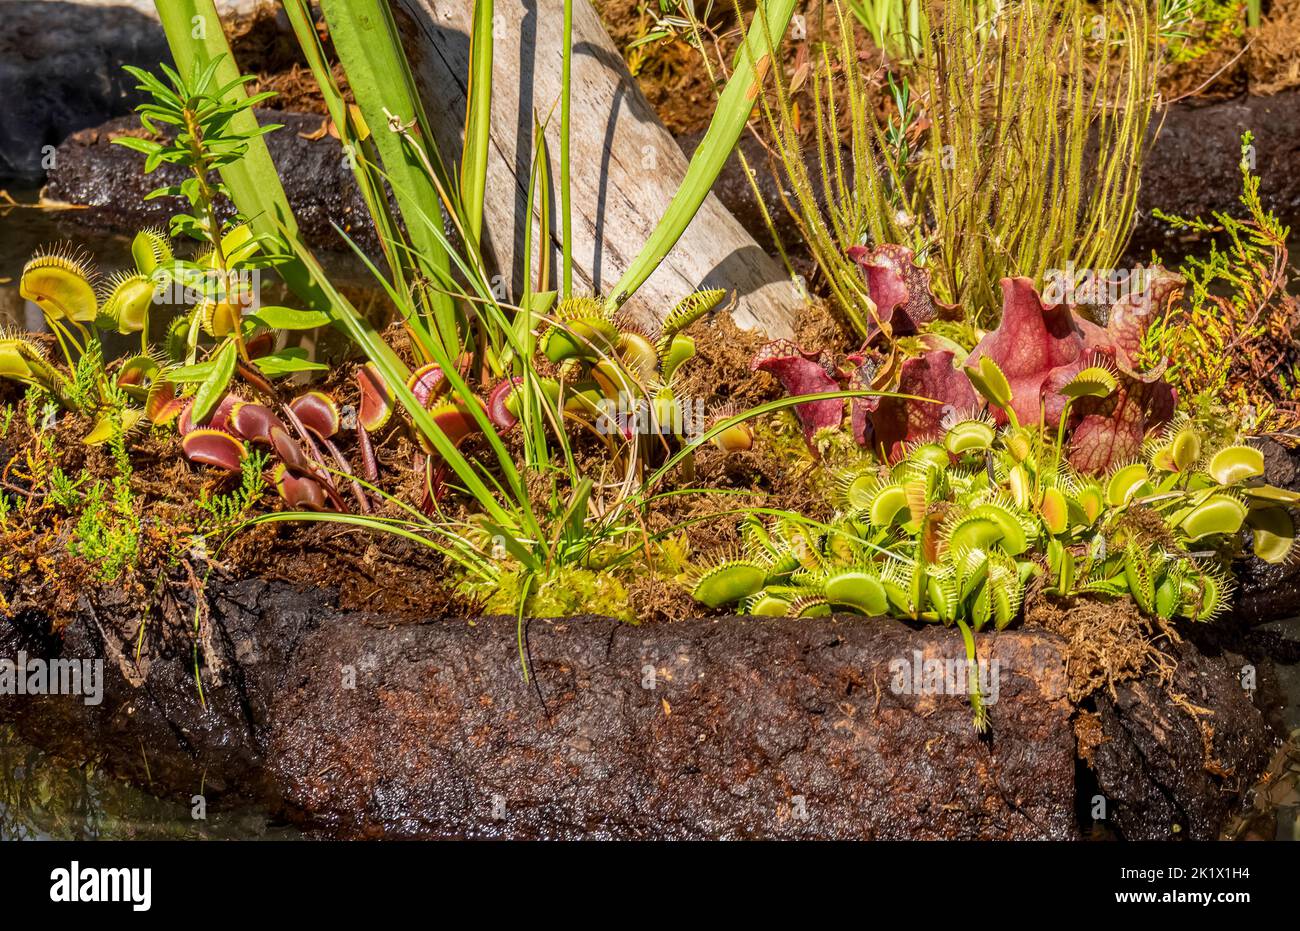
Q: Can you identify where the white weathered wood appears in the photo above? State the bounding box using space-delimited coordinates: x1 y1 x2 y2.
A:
393 0 797 339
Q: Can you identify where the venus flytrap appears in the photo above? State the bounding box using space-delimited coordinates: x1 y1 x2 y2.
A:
686 359 1296 731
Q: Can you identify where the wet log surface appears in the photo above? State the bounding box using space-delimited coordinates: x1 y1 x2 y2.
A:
0 574 1279 839
1087 634 1278 840
42 110 385 257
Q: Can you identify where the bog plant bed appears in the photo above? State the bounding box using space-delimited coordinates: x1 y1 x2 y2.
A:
1 0 1298 841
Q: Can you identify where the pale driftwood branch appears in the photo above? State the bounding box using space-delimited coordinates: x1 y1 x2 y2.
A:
393 0 798 339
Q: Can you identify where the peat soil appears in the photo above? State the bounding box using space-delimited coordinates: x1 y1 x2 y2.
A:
0 568 1282 840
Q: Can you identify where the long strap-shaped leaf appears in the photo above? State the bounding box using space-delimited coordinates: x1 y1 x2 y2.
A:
318 0 460 351
151 0 512 513
461 0 493 254
603 0 796 312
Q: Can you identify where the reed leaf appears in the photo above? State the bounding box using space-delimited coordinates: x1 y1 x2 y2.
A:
318 0 459 350
603 0 797 313
461 0 494 254
560 0 576 297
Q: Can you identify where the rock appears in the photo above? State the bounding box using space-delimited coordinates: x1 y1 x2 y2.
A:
1086 636 1275 840
0 0 278 181
0 1 167 180
42 110 384 255
1130 90 1300 254
265 602 1076 839
0 578 1083 839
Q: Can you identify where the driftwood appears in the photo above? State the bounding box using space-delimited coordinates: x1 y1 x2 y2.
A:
393 0 799 338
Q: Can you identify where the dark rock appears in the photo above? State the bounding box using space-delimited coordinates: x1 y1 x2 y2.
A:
264 603 1077 839
0 0 284 182
1130 90 1300 255
0 577 1083 839
0 2 169 180
42 110 383 256
1087 636 1275 840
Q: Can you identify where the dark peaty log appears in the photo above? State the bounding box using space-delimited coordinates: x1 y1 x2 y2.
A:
1 578 1078 839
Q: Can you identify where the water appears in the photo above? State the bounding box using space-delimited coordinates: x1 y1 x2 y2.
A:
0 189 127 334
0 725 299 840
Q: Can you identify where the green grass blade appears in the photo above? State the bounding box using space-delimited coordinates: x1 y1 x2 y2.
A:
281 232 536 536
603 0 797 312
561 0 575 297
280 0 418 317
461 0 494 253
318 0 458 349
241 511 495 580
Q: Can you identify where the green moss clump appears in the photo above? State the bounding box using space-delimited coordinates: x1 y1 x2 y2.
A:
469 566 634 621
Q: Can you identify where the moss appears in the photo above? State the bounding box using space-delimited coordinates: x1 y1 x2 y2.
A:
470 565 635 621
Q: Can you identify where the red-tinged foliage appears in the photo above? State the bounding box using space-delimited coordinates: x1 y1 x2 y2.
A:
269 424 314 476
858 350 978 457
272 463 329 511
145 382 183 425
1069 376 1177 473
406 355 471 408
965 277 1092 428
429 403 479 447
961 275 1179 472
244 330 276 359
178 392 241 436
1078 268 1184 377
847 244 960 343
181 428 246 472
750 339 843 447
407 362 449 408
356 362 393 432
488 377 522 431
290 390 341 440
756 250 1184 473
229 401 283 446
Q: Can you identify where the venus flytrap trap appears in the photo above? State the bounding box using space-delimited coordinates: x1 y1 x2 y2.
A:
0 55 359 518
139 0 803 635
